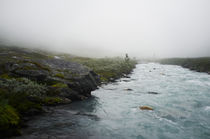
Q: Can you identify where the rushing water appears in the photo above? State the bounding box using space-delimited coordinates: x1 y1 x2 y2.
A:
14 63 210 139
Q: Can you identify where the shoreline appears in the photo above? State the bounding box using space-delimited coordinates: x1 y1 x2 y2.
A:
158 57 210 74
0 46 137 138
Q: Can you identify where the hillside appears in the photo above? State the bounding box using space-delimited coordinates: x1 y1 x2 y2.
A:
159 57 210 74
0 46 137 137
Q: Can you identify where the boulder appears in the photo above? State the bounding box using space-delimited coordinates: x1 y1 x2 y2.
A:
147 91 159 94
13 69 49 81
57 87 82 101
124 88 133 91
139 106 154 110
67 73 99 96
4 62 20 72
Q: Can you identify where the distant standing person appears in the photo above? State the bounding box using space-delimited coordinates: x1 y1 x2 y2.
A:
125 53 130 62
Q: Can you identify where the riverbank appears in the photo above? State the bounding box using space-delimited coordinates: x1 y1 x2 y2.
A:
0 46 137 138
10 63 210 139
158 57 210 74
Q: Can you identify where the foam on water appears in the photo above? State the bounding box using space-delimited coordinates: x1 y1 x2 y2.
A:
204 106 210 111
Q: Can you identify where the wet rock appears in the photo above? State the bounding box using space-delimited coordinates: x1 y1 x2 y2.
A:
78 95 87 100
124 88 133 91
67 73 99 96
123 79 130 82
139 106 154 110
57 87 82 101
147 91 159 95
62 98 72 104
123 75 130 78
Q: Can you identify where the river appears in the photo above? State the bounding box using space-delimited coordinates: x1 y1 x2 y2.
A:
14 63 210 139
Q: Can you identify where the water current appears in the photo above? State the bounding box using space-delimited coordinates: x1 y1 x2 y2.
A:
14 63 210 139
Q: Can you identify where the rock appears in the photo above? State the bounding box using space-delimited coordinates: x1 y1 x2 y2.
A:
123 79 130 82
139 106 154 110
44 58 89 74
54 56 61 59
124 88 133 91
57 87 81 101
4 62 20 72
79 95 88 100
123 74 130 78
13 69 49 81
67 72 99 96
61 98 72 104
148 91 159 94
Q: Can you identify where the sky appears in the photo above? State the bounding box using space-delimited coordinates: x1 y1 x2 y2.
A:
0 0 210 58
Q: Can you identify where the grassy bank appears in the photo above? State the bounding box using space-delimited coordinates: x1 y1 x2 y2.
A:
70 57 137 82
0 46 137 138
159 57 210 74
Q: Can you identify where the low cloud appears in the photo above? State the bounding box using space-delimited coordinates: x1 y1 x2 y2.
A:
0 0 210 58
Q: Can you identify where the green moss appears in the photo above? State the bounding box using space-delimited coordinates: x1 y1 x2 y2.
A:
97 71 116 81
0 104 21 137
0 73 12 79
47 55 54 59
100 76 108 82
42 97 63 105
0 77 46 136
68 56 137 82
23 56 30 59
51 83 68 88
28 61 51 72
54 73 65 78
8 92 42 114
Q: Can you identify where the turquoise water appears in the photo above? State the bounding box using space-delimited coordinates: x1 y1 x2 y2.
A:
15 63 210 139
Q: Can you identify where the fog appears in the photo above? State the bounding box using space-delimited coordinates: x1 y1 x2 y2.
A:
0 0 210 58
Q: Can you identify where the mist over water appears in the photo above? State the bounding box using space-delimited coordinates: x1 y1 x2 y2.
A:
0 0 210 58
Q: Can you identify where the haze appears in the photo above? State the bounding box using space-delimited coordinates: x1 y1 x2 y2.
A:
0 0 210 58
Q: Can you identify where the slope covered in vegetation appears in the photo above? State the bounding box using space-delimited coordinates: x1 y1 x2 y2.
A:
0 46 137 138
159 57 210 74
71 57 137 82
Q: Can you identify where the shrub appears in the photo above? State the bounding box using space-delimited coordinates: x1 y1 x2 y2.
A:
51 83 68 88
42 97 63 105
0 78 47 97
54 73 65 79
70 57 137 82
0 78 45 114
0 102 20 137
